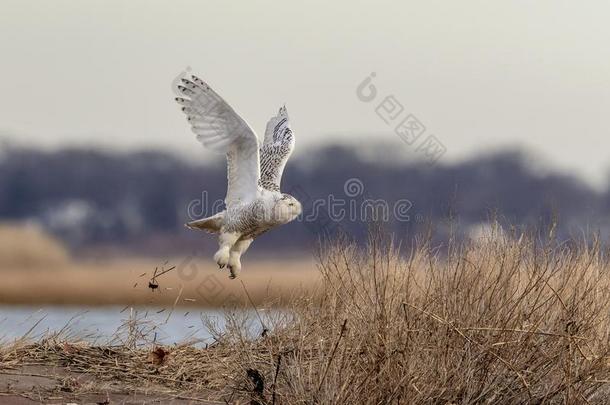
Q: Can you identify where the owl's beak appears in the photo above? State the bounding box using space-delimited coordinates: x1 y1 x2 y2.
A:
295 201 303 216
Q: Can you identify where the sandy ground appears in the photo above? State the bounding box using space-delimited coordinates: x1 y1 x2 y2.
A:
0 364 220 404
0 257 318 307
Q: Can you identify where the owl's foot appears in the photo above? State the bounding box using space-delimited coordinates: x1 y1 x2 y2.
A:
228 265 241 279
215 232 240 270
213 248 230 269
227 256 241 279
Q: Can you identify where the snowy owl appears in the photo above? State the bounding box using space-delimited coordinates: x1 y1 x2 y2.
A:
175 75 302 278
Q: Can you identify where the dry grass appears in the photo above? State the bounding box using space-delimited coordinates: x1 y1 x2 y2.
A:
4 227 610 403
0 257 318 307
209 228 610 403
0 223 69 269
0 222 317 307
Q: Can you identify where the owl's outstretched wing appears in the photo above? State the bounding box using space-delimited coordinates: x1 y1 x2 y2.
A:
175 75 260 205
258 106 295 192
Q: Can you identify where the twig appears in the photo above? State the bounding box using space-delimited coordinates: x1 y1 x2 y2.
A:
164 285 184 324
155 265 177 279
240 280 268 336
315 319 348 397
148 264 176 290
272 353 282 405
461 326 588 340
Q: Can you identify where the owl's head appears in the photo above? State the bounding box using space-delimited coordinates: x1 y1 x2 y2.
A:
272 194 302 224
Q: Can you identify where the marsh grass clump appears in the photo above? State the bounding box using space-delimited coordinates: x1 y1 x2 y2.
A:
222 228 610 404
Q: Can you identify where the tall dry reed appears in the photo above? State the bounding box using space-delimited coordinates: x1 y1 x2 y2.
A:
221 227 610 404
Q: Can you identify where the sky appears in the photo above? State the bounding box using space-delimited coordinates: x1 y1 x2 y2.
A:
1 0 609 186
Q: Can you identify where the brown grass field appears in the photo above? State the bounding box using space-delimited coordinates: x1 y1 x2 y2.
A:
0 257 318 307
0 223 318 307
4 226 610 403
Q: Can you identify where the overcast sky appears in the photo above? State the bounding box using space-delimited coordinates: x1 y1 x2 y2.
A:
1 1 609 185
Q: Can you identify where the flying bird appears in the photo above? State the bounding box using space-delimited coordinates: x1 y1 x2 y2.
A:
175 75 302 278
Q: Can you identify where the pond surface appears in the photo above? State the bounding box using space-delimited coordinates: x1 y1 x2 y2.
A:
0 305 270 346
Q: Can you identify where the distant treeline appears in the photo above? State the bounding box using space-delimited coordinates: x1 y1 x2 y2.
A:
0 144 606 255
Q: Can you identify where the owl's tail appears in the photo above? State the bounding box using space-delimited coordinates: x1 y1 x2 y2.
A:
185 211 225 234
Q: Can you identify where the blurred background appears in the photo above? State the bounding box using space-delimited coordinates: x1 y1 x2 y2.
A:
1 0 609 342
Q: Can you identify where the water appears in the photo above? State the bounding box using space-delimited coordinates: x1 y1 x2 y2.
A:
0 305 268 345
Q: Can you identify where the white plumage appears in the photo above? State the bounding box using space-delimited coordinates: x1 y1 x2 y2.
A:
175 75 302 278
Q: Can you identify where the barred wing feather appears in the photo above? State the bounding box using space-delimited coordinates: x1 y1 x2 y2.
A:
259 106 295 192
